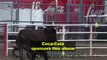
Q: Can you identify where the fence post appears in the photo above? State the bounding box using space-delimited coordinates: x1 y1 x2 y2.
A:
4 24 8 56
90 25 93 56
62 25 65 56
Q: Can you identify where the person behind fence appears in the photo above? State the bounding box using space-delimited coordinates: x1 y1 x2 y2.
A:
32 1 44 27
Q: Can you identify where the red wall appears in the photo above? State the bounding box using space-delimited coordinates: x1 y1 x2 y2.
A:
69 0 104 23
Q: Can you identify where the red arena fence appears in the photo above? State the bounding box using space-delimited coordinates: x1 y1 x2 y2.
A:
0 24 7 57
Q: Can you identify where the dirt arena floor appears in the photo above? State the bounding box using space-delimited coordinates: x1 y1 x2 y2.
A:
1 41 107 60
1 56 107 60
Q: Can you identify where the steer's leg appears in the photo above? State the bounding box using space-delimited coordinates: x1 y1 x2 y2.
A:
19 49 24 60
43 52 48 60
31 52 35 60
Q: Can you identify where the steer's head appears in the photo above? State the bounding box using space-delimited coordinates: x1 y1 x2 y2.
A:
44 26 57 42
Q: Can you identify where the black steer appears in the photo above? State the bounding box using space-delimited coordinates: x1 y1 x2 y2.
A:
16 26 57 60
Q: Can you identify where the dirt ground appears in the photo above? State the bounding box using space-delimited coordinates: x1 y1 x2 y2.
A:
1 56 107 60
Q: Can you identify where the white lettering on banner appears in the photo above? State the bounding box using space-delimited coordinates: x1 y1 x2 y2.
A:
44 6 64 13
88 9 104 23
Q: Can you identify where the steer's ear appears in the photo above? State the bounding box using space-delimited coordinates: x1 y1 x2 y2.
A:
46 26 57 30
45 26 56 33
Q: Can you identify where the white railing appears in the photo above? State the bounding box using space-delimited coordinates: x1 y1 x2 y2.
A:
6 24 107 56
